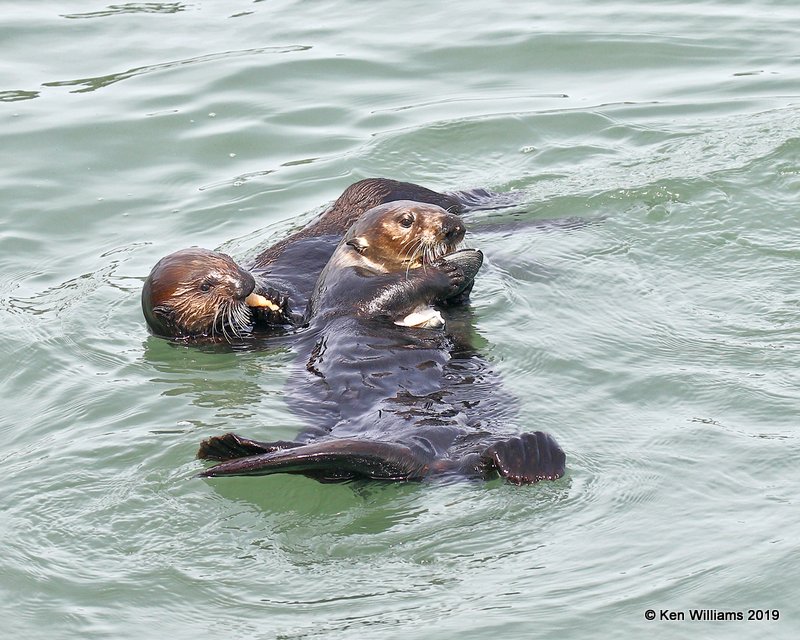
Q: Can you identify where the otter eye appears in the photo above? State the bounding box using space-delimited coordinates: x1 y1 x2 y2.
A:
200 281 214 292
399 215 414 228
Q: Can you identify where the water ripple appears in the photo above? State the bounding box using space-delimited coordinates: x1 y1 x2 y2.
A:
3 1 800 636
41 45 312 94
62 3 188 20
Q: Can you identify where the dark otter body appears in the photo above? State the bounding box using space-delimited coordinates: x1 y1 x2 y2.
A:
198 314 565 484
197 203 565 484
142 178 501 341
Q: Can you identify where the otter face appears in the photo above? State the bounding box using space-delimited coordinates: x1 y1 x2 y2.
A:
142 248 257 341
343 201 466 272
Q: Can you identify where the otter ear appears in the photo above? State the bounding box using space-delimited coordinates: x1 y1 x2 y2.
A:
151 304 172 319
346 236 369 254
145 305 178 336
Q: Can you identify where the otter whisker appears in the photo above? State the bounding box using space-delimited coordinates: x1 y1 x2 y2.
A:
424 242 439 267
229 304 239 340
232 302 250 335
221 303 234 343
398 236 420 259
206 298 251 343
225 301 239 342
221 317 228 340
210 305 220 340
234 301 251 337
224 301 237 342
228 302 237 336
399 237 423 278
406 237 426 275
231 301 248 337
407 237 423 261
221 303 231 342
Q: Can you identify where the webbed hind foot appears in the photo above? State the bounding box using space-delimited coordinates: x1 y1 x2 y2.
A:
197 438 432 482
197 432 301 461
479 431 566 485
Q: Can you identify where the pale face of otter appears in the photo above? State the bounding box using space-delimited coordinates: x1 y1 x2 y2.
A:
141 248 258 340
340 200 466 273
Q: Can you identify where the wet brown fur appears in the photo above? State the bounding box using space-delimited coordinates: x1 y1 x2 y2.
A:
250 178 462 269
141 248 255 340
335 201 466 273
142 179 465 340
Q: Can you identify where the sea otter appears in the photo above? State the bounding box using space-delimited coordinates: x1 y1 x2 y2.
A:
196 202 566 484
141 177 590 342
142 178 508 341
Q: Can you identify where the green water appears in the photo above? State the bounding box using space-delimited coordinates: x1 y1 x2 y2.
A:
2 1 798 638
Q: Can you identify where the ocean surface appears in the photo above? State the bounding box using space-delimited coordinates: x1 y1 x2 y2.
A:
1 1 798 638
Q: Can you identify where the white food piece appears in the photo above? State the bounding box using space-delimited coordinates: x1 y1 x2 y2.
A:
394 308 444 328
245 292 280 311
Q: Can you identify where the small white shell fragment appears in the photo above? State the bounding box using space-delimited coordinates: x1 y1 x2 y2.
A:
395 308 444 328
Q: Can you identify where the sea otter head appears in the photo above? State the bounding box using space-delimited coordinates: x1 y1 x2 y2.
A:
142 247 260 341
340 200 466 272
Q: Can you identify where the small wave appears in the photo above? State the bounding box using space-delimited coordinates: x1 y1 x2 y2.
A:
62 3 188 20
41 45 312 94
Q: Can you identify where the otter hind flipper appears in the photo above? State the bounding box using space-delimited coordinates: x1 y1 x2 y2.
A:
479 431 566 485
198 439 433 481
197 432 301 461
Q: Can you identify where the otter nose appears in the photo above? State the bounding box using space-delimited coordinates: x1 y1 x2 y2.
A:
442 217 466 244
235 269 256 299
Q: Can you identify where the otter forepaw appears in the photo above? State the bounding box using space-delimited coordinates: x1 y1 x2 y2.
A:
250 287 299 327
480 431 566 485
437 260 467 294
437 249 483 298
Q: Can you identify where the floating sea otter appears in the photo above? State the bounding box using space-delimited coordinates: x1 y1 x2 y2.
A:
196 202 566 484
142 178 512 341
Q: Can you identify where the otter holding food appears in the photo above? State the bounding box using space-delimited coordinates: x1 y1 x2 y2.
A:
196 202 566 485
142 178 505 341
